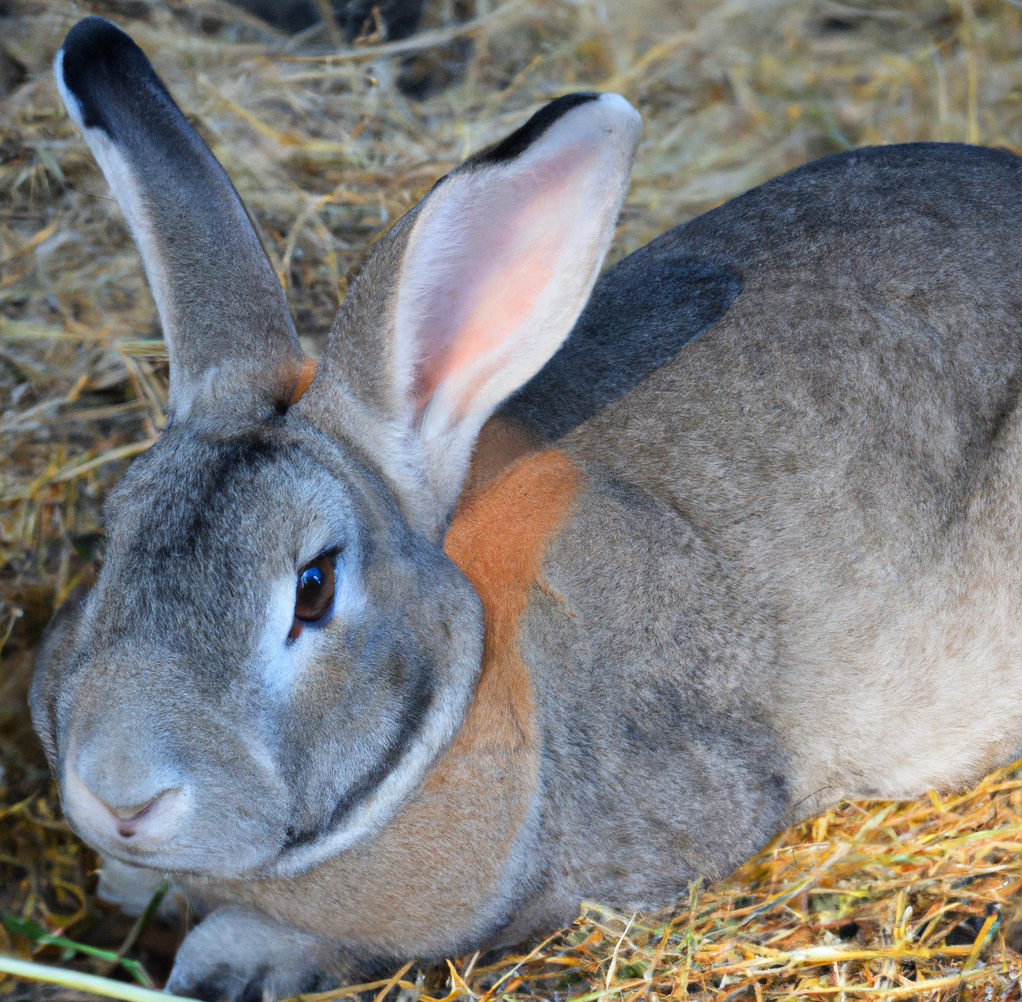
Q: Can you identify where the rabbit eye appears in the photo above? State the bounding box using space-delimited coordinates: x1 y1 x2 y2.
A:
291 554 336 636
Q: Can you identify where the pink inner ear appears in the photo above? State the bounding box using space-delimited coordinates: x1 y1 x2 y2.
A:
405 146 595 421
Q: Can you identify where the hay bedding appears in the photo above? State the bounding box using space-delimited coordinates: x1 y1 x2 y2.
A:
3 0 1022 998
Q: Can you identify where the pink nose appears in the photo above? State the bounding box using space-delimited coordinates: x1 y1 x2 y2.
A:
104 790 179 837
63 760 187 849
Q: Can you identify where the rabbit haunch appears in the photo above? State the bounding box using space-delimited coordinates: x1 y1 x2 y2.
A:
31 12 1022 1000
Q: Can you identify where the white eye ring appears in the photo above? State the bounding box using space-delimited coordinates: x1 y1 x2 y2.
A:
259 553 365 693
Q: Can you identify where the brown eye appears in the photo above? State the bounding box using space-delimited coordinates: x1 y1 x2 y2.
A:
293 554 335 626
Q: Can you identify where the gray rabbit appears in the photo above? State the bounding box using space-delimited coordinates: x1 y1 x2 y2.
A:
32 14 1022 1000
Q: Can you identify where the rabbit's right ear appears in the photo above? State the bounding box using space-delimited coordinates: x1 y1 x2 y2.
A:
55 17 308 422
305 93 641 533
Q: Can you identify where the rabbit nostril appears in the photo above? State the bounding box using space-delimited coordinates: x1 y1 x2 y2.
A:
109 797 161 822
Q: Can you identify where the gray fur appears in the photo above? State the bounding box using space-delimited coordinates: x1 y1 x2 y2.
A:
489 471 789 944
165 907 348 1000
31 18 1022 1001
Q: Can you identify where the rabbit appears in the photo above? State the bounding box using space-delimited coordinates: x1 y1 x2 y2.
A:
31 12 1022 1000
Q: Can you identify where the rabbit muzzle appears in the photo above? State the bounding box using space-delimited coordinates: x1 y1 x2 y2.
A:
36 630 298 877
54 705 293 875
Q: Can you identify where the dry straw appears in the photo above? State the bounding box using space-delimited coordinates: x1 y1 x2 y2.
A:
4 0 1022 998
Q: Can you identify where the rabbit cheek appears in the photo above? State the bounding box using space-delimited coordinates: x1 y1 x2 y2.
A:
30 601 87 772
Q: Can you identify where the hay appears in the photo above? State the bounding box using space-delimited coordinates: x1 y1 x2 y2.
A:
5 0 1022 998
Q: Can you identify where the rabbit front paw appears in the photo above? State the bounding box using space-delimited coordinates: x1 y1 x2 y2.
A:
165 906 342 1002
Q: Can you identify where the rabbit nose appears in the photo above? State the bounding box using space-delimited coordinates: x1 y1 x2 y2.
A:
67 765 188 844
101 787 183 838
64 741 189 848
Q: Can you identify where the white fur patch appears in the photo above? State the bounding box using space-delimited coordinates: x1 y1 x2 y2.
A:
96 856 189 920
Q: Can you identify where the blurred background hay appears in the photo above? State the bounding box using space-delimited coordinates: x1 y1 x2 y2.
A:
5 0 1022 998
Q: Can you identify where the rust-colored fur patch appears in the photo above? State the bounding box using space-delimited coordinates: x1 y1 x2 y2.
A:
221 449 581 954
443 447 582 751
288 356 318 405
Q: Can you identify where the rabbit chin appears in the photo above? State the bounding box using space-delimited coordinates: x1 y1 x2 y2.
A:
60 764 291 878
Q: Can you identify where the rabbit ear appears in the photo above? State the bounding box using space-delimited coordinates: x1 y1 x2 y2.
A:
55 17 307 422
310 93 641 526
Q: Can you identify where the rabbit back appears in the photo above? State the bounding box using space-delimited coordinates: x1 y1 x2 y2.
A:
554 141 1022 813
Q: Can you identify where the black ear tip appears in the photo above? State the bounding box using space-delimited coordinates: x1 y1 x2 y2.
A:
61 15 141 71
58 16 159 135
470 92 602 167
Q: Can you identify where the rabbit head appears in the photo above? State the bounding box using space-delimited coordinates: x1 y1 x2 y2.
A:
31 16 640 880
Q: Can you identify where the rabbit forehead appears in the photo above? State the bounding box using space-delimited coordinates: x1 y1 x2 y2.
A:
107 423 362 557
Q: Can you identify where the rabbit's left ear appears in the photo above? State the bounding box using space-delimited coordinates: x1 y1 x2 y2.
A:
55 17 307 423
309 92 641 522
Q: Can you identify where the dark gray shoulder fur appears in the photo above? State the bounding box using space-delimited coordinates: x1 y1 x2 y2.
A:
670 141 1022 268
501 252 742 441
504 141 1022 442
